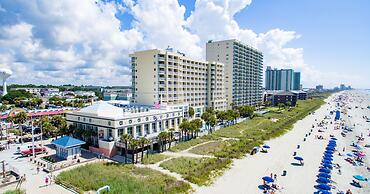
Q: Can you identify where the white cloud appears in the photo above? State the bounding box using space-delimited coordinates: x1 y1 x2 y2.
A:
0 0 356 88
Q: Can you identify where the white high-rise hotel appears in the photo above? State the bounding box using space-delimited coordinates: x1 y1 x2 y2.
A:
206 39 263 108
131 39 263 113
130 48 226 117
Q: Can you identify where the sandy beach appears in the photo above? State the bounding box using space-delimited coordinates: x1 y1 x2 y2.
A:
196 90 370 194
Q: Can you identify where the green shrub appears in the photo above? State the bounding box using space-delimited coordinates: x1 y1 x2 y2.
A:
142 154 169 165
160 157 232 186
56 162 191 194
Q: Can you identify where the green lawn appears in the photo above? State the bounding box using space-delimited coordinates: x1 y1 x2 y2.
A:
56 162 191 194
142 154 170 164
160 157 232 186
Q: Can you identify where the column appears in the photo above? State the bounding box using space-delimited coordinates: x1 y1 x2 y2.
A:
124 127 128 135
156 121 160 132
174 118 178 130
141 124 145 136
149 122 153 134
133 126 137 138
113 129 118 141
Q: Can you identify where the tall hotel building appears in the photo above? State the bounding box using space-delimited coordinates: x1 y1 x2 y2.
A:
130 49 226 117
206 39 263 108
265 66 301 91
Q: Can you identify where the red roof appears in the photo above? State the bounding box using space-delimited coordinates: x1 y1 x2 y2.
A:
1 110 72 119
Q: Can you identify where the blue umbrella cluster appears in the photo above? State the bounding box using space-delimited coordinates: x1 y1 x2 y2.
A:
315 138 337 193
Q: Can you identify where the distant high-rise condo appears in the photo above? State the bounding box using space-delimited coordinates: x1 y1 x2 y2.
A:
206 39 263 108
293 72 301 90
130 49 226 117
265 66 301 91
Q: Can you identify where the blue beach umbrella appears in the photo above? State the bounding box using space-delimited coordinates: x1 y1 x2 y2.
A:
322 160 332 164
317 177 330 183
330 137 337 140
324 153 333 158
319 168 331 173
318 190 332 194
327 143 336 146
294 156 304 161
323 157 333 161
326 147 335 151
262 176 274 183
322 163 333 169
325 150 334 154
263 145 270 149
317 184 331 190
346 153 354 157
318 172 331 178
353 175 366 181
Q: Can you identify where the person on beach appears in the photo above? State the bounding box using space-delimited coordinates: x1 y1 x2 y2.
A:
44 176 49 186
36 166 40 174
346 189 353 194
274 174 277 181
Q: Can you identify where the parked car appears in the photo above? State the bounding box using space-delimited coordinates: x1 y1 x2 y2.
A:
21 147 46 157
16 145 37 154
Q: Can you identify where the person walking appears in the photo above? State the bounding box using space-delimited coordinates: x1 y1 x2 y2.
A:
44 176 49 186
36 166 40 174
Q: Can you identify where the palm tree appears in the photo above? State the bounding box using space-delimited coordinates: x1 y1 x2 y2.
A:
139 137 150 163
188 107 195 119
51 115 67 136
158 131 168 152
179 119 189 142
201 112 210 131
120 134 131 164
13 112 28 143
129 138 139 164
168 128 175 149
36 116 49 146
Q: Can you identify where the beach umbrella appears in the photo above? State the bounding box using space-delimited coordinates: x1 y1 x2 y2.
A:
329 140 336 143
323 156 333 161
357 153 366 157
262 145 270 149
327 144 336 147
317 184 331 190
327 142 336 146
322 160 332 164
353 175 366 181
324 153 333 158
319 168 331 173
318 172 331 178
322 163 333 169
325 150 334 154
317 177 330 183
294 156 304 161
330 137 337 140
326 147 335 151
346 153 354 157
262 176 274 183
318 191 332 194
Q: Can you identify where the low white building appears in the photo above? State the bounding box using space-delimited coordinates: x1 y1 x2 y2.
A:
66 101 187 157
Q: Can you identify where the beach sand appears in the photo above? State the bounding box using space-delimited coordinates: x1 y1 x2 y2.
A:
196 90 370 194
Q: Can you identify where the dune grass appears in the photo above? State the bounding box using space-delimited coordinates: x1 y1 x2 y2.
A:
169 135 219 152
56 162 191 194
160 157 232 186
3 189 25 194
142 154 170 164
188 141 223 155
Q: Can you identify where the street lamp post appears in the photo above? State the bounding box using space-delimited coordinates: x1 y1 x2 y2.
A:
31 116 35 158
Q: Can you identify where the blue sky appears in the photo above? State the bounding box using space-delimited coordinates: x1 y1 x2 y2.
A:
0 0 369 88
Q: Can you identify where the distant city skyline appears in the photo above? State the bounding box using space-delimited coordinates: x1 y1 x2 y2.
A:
0 0 369 88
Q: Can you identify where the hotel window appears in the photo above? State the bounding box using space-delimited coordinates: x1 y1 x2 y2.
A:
152 123 157 132
127 127 133 136
119 121 123 125
108 129 113 139
108 121 111 126
129 120 132 124
137 118 141 122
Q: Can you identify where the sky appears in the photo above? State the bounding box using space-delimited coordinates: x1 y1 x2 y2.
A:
0 0 369 89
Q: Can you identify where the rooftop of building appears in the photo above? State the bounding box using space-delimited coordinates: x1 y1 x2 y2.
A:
207 39 262 53
68 101 185 120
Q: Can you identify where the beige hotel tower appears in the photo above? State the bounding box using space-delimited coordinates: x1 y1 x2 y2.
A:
130 48 226 117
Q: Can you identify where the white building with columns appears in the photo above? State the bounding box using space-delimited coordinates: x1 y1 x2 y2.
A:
66 101 186 157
